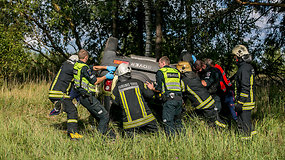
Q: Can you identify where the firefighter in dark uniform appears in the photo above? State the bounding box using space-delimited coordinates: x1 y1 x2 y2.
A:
146 56 183 136
204 59 237 121
232 45 257 140
111 63 158 137
73 49 116 136
194 60 222 113
177 61 226 128
48 55 83 140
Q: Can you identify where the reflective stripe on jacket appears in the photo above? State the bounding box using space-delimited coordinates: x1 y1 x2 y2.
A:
73 62 96 93
112 79 156 129
49 61 74 99
181 72 215 110
235 62 255 110
159 67 182 94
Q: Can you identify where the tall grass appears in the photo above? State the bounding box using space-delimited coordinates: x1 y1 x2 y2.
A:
0 81 284 159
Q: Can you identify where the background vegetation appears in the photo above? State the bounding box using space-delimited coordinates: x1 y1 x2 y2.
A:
0 0 284 83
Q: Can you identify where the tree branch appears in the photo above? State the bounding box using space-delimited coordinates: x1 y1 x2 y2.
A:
21 11 68 59
52 2 82 50
236 0 285 8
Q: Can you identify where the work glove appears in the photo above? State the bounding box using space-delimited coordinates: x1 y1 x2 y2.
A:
107 66 116 73
105 72 114 79
235 103 243 114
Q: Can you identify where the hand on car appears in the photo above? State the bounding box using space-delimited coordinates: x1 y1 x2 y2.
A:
145 81 154 90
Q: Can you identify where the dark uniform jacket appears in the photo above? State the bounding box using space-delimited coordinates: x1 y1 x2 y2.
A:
199 65 220 95
181 72 215 110
49 61 74 100
235 62 256 110
112 78 156 129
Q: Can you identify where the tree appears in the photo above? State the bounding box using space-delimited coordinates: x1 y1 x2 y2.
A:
144 0 152 56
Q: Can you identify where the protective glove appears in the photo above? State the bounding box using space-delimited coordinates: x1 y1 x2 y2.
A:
235 103 243 114
105 72 114 79
107 66 116 73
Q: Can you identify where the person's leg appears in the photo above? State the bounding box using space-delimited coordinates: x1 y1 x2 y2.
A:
144 120 159 133
162 100 176 136
79 95 110 134
174 100 183 134
224 91 237 121
213 95 222 113
63 99 79 133
203 107 226 129
239 110 253 139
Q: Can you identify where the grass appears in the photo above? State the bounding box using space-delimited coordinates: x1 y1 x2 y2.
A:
0 81 284 160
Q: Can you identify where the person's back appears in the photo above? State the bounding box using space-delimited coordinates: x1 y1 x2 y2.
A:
177 61 226 129
181 72 213 108
49 60 76 100
112 63 157 137
113 78 156 129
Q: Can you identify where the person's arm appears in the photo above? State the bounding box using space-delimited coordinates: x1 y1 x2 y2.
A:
238 68 251 103
139 80 154 99
146 71 163 93
111 85 120 106
94 76 107 85
93 66 116 73
93 66 107 71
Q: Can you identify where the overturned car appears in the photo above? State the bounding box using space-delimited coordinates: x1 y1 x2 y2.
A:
97 37 161 118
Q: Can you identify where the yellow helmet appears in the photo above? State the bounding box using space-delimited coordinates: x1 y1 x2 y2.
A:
176 61 192 73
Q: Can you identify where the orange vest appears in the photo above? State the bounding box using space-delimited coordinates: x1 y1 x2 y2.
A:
214 64 232 92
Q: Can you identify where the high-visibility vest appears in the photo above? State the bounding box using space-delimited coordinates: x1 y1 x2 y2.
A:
159 67 182 94
73 62 96 93
214 64 232 92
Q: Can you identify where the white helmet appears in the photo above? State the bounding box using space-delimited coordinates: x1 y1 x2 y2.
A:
116 63 131 76
67 55 79 64
232 45 249 57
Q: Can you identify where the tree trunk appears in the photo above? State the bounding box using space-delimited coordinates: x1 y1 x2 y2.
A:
155 0 163 60
112 0 118 38
137 0 144 56
143 0 152 57
186 0 194 53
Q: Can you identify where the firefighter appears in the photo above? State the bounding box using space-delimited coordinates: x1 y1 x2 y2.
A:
204 59 237 121
193 60 222 113
177 61 226 129
146 56 183 136
73 49 116 137
111 63 158 137
231 45 257 140
48 55 83 140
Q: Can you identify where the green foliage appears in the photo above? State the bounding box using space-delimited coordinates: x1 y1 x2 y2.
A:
0 24 28 81
0 82 284 159
0 0 284 82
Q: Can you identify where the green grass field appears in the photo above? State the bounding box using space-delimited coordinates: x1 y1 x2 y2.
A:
0 81 284 160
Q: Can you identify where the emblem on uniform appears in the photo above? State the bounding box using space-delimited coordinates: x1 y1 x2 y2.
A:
207 72 211 77
87 69 92 75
